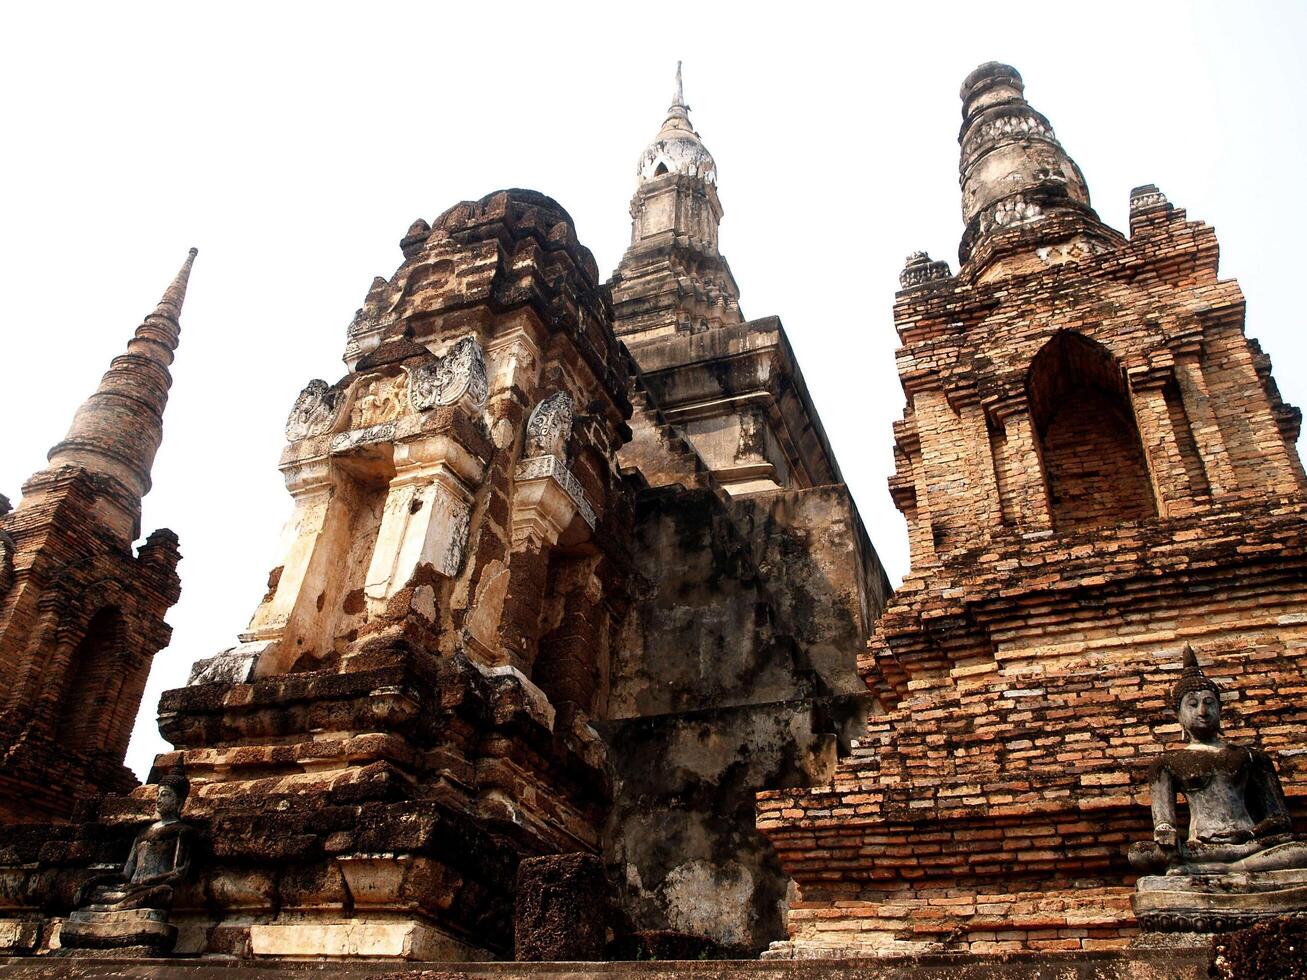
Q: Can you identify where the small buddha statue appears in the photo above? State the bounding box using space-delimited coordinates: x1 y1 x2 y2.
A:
62 763 195 953
1129 647 1307 876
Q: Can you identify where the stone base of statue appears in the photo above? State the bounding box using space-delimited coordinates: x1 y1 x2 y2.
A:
1134 868 1307 933
57 907 177 956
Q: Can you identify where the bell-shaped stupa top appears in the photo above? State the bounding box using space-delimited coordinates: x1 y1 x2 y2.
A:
637 62 717 185
956 63 1096 265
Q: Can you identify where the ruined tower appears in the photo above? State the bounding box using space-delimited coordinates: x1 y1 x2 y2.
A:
601 68 890 951
0 183 886 960
0 251 193 822
759 63 1307 956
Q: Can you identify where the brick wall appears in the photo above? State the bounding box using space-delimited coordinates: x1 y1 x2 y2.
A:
758 199 1307 957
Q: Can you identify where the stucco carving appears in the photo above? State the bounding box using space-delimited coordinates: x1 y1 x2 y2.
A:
349 375 408 429
329 421 398 455
978 195 1044 236
1130 184 1170 214
899 252 952 289
408 335 488 413
285 380 345 442
524 392 574 459
961 111 1055 161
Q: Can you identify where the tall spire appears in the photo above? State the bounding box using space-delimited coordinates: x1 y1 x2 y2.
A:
45 248 197 538
615 65 741 342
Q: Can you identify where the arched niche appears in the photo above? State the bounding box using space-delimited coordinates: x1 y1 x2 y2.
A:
1027 331 1155 532
57 606 124 755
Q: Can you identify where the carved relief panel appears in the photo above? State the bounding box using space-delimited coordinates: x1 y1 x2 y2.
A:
407 335 489 414
285 380 345 442
349 374 409 430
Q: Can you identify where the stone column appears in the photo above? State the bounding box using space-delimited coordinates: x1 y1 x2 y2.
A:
891 418 937 569
363 433 485 611
535 564 603 712
913 388 968 555
985 395 1052 533
955 387 1004 543
1172 347 1236 498
498 455 596 675
497 541 552 675
1127 364 1194 519
239 457 348 677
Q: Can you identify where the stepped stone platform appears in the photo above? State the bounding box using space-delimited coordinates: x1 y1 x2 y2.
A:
0 950 1209 980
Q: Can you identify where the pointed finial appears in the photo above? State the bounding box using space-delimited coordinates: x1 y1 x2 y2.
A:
154 247 199 321
1181 643 1199 670
637 62 715 184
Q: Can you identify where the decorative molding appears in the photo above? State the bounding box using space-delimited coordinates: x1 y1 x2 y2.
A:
1137 909 1307 935
330 421 398 455
978 195 1043 236
514 454 596 530
1130 184 1169 214
962 111 1056 161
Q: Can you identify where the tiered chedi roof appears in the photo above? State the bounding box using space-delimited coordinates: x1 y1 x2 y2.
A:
610 63 743 345
610 65 844 496
48 248 197 541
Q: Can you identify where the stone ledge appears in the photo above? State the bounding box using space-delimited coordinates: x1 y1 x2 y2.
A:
0 949 1210 979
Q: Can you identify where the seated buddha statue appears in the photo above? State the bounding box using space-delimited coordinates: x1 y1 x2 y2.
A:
1129 647 1307 881
62 763 195 952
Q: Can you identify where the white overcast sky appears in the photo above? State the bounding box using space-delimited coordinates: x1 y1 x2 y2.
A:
1 2 1303 778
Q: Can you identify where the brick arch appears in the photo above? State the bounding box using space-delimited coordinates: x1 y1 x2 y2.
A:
25 565 156 760
1027 330 1155 532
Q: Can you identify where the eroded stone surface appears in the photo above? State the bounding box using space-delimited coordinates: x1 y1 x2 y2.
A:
514 854 611 961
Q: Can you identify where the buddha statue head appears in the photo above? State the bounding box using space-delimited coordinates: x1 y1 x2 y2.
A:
156 762 190 821
1172 645 1223 743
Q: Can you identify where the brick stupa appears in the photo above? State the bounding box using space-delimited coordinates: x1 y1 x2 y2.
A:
758 62 1307 957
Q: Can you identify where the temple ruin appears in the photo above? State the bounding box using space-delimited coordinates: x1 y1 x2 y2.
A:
0 61 1303 977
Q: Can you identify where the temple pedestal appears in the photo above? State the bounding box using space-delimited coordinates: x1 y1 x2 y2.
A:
1134 868 1307 934
58 908 176 956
